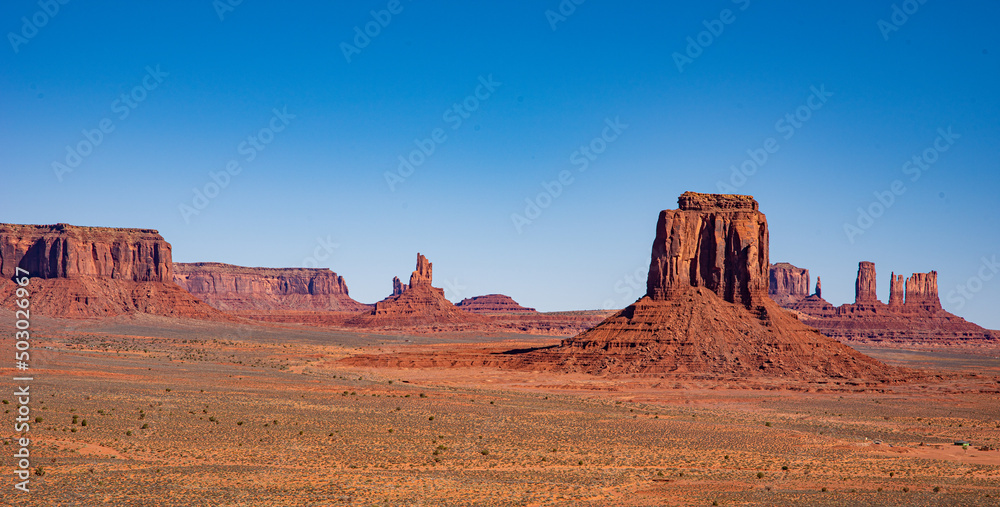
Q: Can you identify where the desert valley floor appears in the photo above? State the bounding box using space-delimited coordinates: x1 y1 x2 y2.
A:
3 312 999 506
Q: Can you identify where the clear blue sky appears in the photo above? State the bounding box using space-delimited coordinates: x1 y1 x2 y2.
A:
2 1 998 328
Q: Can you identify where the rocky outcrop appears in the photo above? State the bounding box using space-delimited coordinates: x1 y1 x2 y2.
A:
172 262 369 312
905 272 941 311
855 261 878 303
392 277 408 296
500 193 898 381
348 253 483 327
456 294 537 314
769 262 810 305
776 262 996 346
1 223 172 281
646 192 768 308
0 223 225 319
409 254 433 287
889 273 905 307
815 276 822 299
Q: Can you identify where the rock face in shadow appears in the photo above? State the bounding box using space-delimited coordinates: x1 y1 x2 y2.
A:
0 223 224 319
456 294 537 314
776 262 996 346
504 193 898 381
172 262 370 312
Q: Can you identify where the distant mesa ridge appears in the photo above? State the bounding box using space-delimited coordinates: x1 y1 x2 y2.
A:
172 262 369 312
456 294 536 314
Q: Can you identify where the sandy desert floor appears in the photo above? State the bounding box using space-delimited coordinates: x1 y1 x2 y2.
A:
2 312 1000 506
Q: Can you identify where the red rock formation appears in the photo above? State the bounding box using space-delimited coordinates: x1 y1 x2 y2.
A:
392 277 408 296
0 223 225 319
815 276 822 299
769 262 810 305
888 272 905 307
646 192 768 308
172 262 370 312
855 261 878 303
456 294 537 314
905 272 941 311
776 262 996 346
1 223 172 281
501 193 898 380
409 253 433 287
347 253 484 327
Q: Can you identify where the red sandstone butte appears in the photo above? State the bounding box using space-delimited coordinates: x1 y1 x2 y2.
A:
769 262 810 306
456 294 537 314
0 223 226 319
503 192 898 381
774 261 997 346
172 262 370 312
347 253 484 327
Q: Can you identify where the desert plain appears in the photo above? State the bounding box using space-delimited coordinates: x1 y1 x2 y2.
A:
4 310 1000 507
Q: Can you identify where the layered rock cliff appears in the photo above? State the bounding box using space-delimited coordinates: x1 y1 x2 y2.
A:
502 193 897 380
456 294 537 314
769 262 810 305
172 262 370 312
1 223 172 281
0 223 224 319
646 192 768 307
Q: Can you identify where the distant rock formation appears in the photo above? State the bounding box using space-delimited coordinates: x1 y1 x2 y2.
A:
775 261 996 346
172 262 369 312
456 294 537 314
855 261 878 303
392 276 408 296
504 192 897 380
348 253 483 326
0 223 224 319
888 272 905 307
769 262 810 305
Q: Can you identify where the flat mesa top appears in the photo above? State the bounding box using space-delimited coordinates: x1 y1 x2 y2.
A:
0 223 161 235
677 192 758 212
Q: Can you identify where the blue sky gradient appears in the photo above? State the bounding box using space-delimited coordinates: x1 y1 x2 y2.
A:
2 1 998 328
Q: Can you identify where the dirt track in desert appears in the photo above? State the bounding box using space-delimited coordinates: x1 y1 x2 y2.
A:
3 312 1000 506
